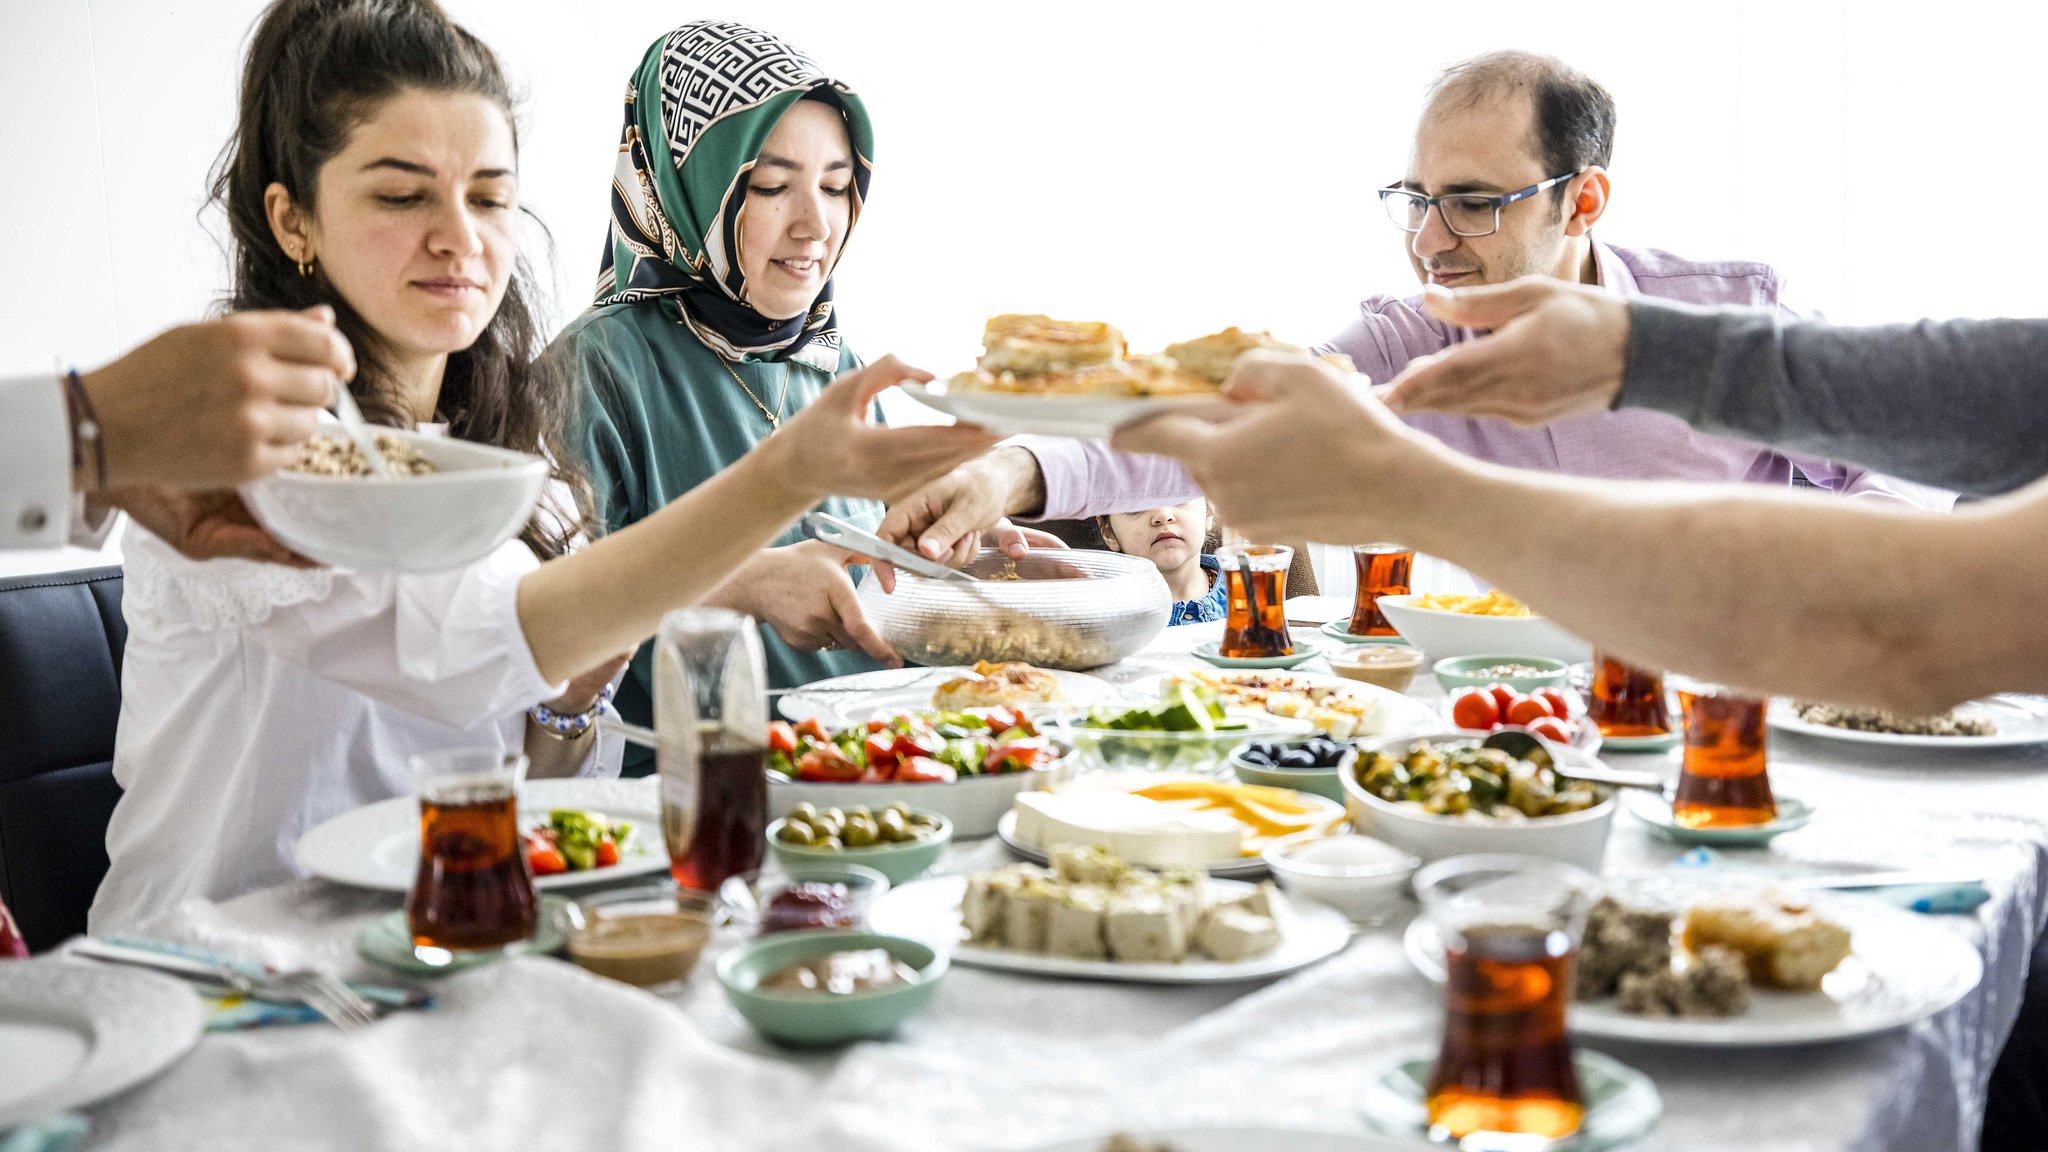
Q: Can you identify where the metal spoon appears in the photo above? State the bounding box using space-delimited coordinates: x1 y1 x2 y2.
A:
1480 729 1665 791
329 380 394 478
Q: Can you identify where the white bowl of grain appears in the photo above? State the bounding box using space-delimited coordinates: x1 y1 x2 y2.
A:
243 428 550 572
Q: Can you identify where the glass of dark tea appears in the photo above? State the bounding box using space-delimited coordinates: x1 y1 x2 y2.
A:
1415 853 1599 1145
656 607 770 894
1671 677 1775 828
406 747 537 954
1586 651 1673 738
1216 543 1294 659
1348 543 1413 637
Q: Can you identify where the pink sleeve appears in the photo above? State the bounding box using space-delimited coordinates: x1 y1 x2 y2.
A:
1317 294 1456 384
1007 436 1202 521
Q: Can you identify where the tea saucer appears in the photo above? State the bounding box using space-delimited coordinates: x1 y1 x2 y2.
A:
1623 791 1815 846
1598 730 1684 753
357 895 569 976
1356 1047 1661 1151
1317 621 1412 646
1191 639 1323 670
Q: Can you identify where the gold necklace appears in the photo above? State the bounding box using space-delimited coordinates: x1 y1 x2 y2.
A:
719 357 790 429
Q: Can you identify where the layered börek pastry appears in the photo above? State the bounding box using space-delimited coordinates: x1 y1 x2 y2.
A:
1680 893 1852 991
979 314 1125 376
931 660 1065 711
949 315 1348 398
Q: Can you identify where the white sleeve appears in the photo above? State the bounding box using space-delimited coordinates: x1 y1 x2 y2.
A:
123 526 566 729
0 371 70 549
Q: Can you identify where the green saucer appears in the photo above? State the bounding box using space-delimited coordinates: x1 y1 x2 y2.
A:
1191 639 1323 670
1600 730 1684 754
1623 791 1815 846
357 895 569 976
1358 1047 1661 1151
1318 620 1412 646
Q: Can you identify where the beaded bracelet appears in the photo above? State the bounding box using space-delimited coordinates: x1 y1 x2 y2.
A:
63 369 106 490
529 682 614 739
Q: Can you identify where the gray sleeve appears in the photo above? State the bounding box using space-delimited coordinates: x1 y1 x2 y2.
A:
1621 299 2048 496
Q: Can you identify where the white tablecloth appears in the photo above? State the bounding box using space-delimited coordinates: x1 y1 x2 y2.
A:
70 621 2048 1152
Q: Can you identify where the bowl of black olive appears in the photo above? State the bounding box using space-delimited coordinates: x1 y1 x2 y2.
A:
1228 737 1357 802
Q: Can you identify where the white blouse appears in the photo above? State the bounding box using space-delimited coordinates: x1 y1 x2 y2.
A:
92 501 620 932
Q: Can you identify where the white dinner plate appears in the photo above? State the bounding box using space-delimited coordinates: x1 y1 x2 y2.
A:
1029 1129 1407 1152
1402 882 1982 1046
777 666 1127 727
897 379 1218 440
995 810 1275 880
1768 696 2048 749
0 959 205 1128
1153 668 1441 740
294 777 667 893
869 873 1351 984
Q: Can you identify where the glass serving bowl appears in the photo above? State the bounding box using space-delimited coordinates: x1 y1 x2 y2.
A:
854 549 1171 670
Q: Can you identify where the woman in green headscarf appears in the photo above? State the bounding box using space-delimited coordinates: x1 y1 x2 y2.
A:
553 21 894 768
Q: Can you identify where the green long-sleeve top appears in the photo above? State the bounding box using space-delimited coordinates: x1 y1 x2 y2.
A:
555 296 882 772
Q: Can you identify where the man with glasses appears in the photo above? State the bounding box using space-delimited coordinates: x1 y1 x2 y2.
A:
877 50 1945 565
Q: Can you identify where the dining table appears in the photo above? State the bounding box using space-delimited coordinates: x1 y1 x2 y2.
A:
49 615 2048 1152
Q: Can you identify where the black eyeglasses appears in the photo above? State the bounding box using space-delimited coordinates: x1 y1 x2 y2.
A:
1379 171 1583 237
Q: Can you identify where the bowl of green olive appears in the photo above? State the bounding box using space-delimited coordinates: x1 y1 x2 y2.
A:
768 803 953 886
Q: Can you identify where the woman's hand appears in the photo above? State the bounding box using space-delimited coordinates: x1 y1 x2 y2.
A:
714 540 900 665
542 651 632 716
109 487 317 566
766 356 1000 504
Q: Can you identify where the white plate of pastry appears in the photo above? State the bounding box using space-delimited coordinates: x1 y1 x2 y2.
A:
776 664 1125 727
868 845 1351 984
1403 878 1981 1046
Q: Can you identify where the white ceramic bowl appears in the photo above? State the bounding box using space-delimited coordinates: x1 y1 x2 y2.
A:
243 428 550 572
1374 594 1590 664
1339 730 1615 871
767 746 1077 838
1261 833 1419 925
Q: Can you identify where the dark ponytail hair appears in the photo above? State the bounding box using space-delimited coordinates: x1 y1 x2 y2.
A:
210 0 591 558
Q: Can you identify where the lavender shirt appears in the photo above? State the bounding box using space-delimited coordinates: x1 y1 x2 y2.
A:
1014 242 1955 519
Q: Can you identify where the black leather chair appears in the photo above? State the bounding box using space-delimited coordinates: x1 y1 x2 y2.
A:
0 565 125 952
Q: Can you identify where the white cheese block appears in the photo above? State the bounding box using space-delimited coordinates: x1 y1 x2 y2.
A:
1002 879 1058 952
1196 907 1281 963
1012 792 1243 866
1106 890 1189 962
1045 885 1110 959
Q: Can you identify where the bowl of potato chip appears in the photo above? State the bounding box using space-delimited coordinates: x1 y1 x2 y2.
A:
1374 592 1590 664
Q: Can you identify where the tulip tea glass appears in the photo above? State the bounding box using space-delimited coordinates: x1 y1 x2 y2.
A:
1217 543 1294 659
657 607 770 894
1348 543 1414 637
1586 652 1673 738
1416 854 1599 1145
1671 677 1775 828
407 748 537 953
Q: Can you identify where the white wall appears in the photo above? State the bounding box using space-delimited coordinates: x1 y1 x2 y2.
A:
5 0 2046 576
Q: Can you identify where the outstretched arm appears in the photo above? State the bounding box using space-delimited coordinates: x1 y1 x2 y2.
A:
1118 353 2048 713
1382 278 2048 496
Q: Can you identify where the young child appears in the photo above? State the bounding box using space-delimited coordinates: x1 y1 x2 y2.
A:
1097 497 1227 626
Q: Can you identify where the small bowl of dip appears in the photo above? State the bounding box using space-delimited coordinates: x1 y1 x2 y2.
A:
557 885 717 990
1260 832 1420 926
716 930 948 1045
1327 643 1427 693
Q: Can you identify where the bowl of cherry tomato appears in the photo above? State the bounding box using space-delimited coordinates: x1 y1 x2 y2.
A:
765 710 1075 838
1443 681 1603 756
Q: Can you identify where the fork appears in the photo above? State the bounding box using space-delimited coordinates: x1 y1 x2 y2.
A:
73 937 380 1031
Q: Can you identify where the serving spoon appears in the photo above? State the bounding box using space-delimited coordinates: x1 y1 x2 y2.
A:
1480 729 1665 791
329 380 394 478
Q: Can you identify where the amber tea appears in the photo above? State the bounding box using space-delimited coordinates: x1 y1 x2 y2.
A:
664 743 769 893
1427 922 1585 1142
1218 543 1293 659
1587 652 1673 738
1348 543 1413 637
1673 685 1775 828
407 761 537 952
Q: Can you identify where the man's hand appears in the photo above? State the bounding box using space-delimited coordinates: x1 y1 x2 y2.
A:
109 487 317 566
1112 352 1442 544
1379 278 1629 426
715 540 900 666
81 307 354 490
876 446 1046 563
